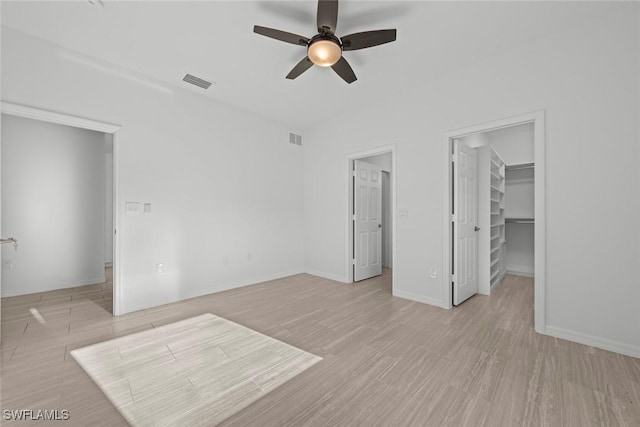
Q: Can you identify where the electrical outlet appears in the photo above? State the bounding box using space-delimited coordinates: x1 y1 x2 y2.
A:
429 268 437 279
156 263 164 274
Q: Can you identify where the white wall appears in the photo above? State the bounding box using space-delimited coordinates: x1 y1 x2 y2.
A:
1 28 304 313
485 123 535 166
362 152 392 172
302 7 640 354
105 135 113 265
504 168 535 276
1 115 106 296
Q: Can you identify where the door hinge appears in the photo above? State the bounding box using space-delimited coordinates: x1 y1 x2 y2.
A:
352 171 356 177
352 259 356 265
451 154 457 162
352 215 356 221
451 214 457 222
451 274 457 283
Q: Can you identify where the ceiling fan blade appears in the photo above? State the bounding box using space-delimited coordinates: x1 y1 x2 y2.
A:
253 26 309 46
331 57 357 84
317 0 339 34
341 29 397 51
286 57 314 80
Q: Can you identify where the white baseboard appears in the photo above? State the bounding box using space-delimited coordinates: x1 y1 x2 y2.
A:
393 289 448 309
543 325 640 358
506 270 534 277
119 269 306 315
303 270 348 283
2 276 106 297
215 269 306 293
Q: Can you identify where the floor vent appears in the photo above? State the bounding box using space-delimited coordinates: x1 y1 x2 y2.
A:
183 74 212 90
289 132 302 146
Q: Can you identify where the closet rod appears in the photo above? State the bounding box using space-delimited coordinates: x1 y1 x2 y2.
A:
505 218 535 224
506 163 534 171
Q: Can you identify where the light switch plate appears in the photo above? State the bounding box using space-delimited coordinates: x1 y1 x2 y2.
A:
143 203 152 214
126 202 141 215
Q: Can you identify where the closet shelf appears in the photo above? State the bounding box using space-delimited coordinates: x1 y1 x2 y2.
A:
506 163 534 171
505 218 535 224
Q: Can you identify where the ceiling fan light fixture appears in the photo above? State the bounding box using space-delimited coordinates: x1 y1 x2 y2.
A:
307 39 342 67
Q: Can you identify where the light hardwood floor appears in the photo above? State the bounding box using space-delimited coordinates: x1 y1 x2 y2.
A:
1 270 639 426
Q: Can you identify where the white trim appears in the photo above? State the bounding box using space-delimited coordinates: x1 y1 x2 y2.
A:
442 111 546 333
122 269 306 314
1 101 124 316
1 102 120 134
112 133 122 315
544 326 640 359
220 269 305 291
0 276 106 298
346 145 397 296
392 290 449 309
304 270 348 283
506 270 535 278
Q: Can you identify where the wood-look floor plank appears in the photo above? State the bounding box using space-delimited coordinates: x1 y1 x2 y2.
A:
2 270 639 426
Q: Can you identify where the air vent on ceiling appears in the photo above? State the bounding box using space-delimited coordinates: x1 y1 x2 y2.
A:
183 74 212 90
289 132 302 146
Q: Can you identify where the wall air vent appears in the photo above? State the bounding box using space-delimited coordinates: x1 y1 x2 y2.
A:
289 132 302 146
182 74 212 90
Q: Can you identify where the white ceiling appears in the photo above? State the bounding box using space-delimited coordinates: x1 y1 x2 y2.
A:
1 1 621 127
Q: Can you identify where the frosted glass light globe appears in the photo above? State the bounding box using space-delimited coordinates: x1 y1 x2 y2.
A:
308 39 342 67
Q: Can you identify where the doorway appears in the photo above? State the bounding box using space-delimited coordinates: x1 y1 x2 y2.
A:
443 111 546 333
346 146 396 291
0 102 122 315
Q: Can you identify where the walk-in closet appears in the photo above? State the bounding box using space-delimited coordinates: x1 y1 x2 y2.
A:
460 122 534 295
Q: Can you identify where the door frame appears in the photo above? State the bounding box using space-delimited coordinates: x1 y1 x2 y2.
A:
346 145 397 290
442 111 546 333
1 102 124 315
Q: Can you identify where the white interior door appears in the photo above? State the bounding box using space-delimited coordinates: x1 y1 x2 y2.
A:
453 139 479 305
354 159 382 281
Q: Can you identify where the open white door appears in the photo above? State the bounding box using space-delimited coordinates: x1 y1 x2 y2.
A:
453 139 479 305
353 159 382 281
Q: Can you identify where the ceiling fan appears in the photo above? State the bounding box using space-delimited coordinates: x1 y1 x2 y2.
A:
254 0 397 84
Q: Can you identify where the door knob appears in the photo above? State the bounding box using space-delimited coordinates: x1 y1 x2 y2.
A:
474 226 480 232
378 224 382 228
